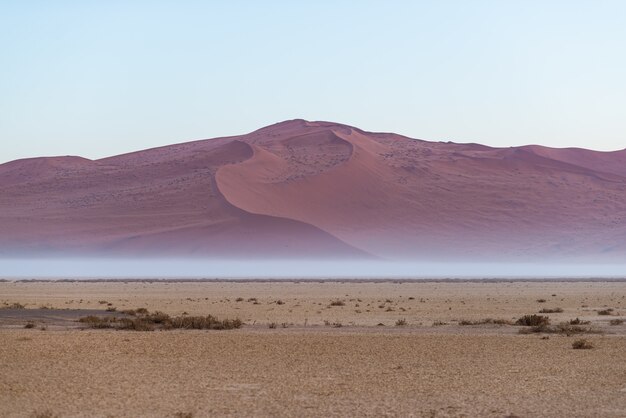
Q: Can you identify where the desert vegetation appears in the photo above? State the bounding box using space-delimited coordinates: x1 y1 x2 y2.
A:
78 309 242 331
459 318 513 325
572 339 594 349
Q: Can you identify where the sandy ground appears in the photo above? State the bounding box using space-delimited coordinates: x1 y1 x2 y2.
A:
1 280 625 417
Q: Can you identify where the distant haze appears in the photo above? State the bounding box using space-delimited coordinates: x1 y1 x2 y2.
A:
2 1 626 164
2 259 626 279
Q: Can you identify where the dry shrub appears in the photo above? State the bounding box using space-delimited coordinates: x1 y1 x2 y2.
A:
538 307 564 313
78 315 115 329
79 309 242 331
518 323 602 336
395 318 407 326
568 318 590 325
459 318 513 326
598 308 614 316
2 302 25 309
515 315 550 327
329 300 345 307
24 322 35 329
609 319 624 325
572 339 593 349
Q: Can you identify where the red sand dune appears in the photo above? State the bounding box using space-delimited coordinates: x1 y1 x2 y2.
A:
1 119 625 260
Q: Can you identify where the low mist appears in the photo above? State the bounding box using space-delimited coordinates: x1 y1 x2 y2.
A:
1 258 625 279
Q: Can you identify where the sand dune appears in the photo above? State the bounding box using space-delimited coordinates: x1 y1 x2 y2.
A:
1 119 625 259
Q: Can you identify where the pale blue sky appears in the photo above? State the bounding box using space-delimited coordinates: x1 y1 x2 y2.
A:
1 1 625 163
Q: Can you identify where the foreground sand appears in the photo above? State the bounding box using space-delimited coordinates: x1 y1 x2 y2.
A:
1 280 625 417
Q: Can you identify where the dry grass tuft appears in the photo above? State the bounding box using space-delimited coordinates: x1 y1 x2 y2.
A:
329 300 345 307
518 323 602 336
78 309 242 331
2 302 26 309
459 318 513 326
572 339 593 349
609 319 624 325
568 318 590 325
31 411 59 418
395 318 407 326
515 315 550 327
538 307 563 313
597 308 614 316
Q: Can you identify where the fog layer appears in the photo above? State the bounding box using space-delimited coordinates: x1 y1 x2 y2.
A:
1 258 625 279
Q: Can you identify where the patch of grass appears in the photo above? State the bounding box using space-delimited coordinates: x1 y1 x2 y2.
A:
598 308 614 316
515 314 550 326
568 318 590 325
572 339 593 349
432 321 448 326
135 307 149 314
235 297 244 302
268 322 277 329
105 306 117 312
79 310 242 331
609 319 624 325
329 300 345 307
459 318 513 326
536 299 547 303
538 307 564 313
395 318 407 326
518 323 602 336
24 322 35 329
78 315 115 329
2 302 25 309
31 410 59 418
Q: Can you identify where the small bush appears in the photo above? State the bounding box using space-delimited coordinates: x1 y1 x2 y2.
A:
275 300 285 305
609 319 624 326
572 339 593 349
515 315 550 326
235 297 244 302
135 307 149 314
268 322 277 329
536 299 547 303
3 302 25 309
24 322 35 329
539 307 563 313
598 308 614 316
79 312 242 331
329 300 345 307
568 318 590 325
105 306 117 312
79 315 115 329
518 323 601 336
395 318 407 326
31 410 59 418
459 318 513 326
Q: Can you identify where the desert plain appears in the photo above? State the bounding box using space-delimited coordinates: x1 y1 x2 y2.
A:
0 279 625 417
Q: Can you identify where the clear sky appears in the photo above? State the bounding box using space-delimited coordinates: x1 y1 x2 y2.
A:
1 1 625 164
